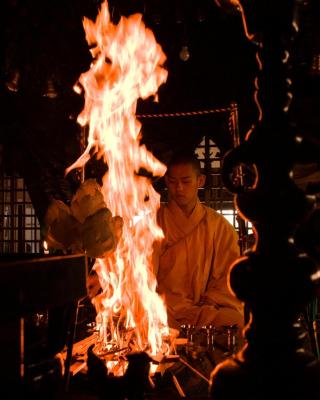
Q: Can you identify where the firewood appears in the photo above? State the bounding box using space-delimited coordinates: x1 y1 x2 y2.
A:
71 178 107 223
44 199 81 250
43 179 123 258
81 208 116 258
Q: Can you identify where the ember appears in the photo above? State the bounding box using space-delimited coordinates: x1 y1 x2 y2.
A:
65 0 170 366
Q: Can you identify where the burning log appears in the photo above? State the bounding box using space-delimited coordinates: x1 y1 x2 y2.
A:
44 179 123 258
87 344 154 400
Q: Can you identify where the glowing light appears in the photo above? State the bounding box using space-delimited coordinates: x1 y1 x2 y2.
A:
66 0 170 360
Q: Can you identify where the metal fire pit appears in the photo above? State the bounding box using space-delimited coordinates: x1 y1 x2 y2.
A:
83 323 241 399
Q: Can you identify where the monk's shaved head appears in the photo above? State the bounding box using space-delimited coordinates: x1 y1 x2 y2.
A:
165 151 205 216
166 152 201 176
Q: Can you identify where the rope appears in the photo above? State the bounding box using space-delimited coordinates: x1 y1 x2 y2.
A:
136 107 231 119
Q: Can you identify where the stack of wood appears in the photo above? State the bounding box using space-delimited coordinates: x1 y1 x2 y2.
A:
44 179 123 258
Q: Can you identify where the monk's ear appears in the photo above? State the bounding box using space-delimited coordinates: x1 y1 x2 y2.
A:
198 174 206 188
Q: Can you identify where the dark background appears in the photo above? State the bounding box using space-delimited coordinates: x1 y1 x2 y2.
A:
1 0 319 224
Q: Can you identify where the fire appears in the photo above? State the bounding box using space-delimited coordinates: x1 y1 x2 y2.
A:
66 1 170 358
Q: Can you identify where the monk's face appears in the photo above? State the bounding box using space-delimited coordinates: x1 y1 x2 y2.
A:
165 163 205 209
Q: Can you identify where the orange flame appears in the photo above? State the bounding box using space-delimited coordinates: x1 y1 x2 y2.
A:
67 1 169 357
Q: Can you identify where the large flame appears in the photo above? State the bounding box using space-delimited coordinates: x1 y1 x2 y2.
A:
67 1 169 357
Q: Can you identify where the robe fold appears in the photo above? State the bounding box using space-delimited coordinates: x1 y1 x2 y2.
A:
154 199 244 330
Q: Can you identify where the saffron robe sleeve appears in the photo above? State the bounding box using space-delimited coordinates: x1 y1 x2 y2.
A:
155 200 244 330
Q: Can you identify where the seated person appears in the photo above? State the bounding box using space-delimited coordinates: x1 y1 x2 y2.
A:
154 151 244 332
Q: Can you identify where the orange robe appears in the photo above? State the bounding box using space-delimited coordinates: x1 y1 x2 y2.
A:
154 199 244 329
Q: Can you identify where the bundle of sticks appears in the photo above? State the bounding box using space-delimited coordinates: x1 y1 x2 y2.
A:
44 179 123 258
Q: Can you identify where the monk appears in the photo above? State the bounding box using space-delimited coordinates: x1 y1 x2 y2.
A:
154 152 244 331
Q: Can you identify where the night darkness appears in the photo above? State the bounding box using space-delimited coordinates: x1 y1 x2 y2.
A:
1 0 319 223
